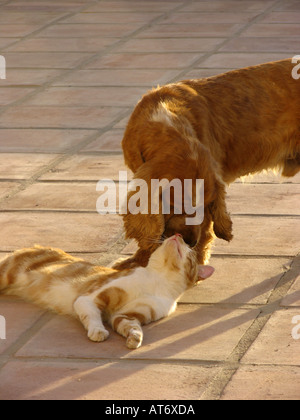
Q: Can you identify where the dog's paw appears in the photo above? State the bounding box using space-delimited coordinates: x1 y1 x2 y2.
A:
88 326 109 342
126 328 143 349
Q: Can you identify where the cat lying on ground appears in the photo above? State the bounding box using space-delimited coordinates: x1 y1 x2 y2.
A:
0 234 214 349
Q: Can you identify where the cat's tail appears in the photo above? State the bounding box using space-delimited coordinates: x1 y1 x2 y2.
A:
0 253 15 293
0 245 95 316
0 245 70 297
0 246 42 294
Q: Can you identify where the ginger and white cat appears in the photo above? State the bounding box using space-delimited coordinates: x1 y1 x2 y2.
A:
0 234 214 349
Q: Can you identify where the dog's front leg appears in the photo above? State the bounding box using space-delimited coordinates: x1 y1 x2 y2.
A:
194 210 215 265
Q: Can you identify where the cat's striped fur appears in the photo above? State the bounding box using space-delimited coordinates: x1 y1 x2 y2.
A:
0 235 214 349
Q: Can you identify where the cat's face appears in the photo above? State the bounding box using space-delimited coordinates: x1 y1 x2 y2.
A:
148 234 214 287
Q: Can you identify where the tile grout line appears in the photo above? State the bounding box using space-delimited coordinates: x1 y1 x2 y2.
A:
3 354 300 369
0 311 54 372
0 208 299 220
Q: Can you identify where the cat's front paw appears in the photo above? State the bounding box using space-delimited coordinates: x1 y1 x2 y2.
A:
88 326 109 343
126 328 143 349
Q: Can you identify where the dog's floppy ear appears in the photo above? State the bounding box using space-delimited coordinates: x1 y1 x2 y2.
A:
122 161 165 250
209 178 233 242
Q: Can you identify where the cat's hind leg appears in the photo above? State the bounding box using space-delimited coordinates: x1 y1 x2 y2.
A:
111 313 144 349
73 296 109 342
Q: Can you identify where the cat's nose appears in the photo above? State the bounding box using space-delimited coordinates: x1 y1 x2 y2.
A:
175 233 182 238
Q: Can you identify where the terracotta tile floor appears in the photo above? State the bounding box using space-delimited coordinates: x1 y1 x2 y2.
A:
0 0 299 401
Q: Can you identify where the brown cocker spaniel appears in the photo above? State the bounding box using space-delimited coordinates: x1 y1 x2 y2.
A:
114 59 300 269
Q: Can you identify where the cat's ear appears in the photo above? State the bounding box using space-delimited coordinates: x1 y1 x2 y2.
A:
198 265 215 281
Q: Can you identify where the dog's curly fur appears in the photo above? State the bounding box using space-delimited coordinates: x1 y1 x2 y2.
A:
115 59 300 269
